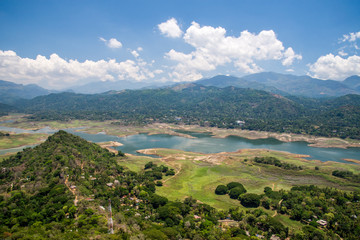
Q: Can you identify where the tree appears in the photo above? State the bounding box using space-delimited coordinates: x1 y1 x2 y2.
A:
239 193 261 208
227 182 245 190
150 194 168 208
145 161 155 170
215 185 228 195
229 187 246 199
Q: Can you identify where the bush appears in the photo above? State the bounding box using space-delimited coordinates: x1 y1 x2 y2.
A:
227 182 245 190
215 185 228 195
229 186 246 199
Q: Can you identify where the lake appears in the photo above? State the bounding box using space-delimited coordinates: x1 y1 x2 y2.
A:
1 125 360 163
66 129 360 163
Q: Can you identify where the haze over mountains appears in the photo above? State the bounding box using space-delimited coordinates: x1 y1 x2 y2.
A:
1 72 359 100
0 80 53 104
197 72 360 98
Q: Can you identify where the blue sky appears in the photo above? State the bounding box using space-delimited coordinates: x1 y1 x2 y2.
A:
0 0 359 89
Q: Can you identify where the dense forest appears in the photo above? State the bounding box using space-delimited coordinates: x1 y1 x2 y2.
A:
1 131 359 239
8 84 360 139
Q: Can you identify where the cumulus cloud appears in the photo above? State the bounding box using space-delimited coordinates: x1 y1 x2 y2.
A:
308 53 360 80
282 47 302 66
158 18 183 38
0 50 161 89
164 21 301 81
100 37 122 48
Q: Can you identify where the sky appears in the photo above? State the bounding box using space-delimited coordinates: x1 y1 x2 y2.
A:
0 0 360 90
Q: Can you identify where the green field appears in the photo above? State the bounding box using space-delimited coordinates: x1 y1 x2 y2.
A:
0 133 48 150
121 148 360 212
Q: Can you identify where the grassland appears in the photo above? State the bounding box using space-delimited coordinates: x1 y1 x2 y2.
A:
0 133 48 150
122 148 360 212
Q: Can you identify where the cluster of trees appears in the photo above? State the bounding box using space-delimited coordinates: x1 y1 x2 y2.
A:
332 170 360 183
215 182 261 208
144 161 175 177
253 156 303 170
8 84 360 139
263 185 360 239
0 132 10 137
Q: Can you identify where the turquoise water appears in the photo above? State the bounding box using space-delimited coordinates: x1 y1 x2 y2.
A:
67 130 360 163
1 125 360 163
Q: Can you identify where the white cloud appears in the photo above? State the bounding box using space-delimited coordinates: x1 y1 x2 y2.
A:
0 50 162 89
100 37 122 48
342 31 360 42
338 50 348 57
131 50 140 58
308 53 360 80
165 21 301 81
282 47 302 66
158 18 183 38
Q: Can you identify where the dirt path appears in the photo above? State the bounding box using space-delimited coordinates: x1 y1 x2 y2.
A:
272 199 284 217
162 163 182 184
65 176 78 206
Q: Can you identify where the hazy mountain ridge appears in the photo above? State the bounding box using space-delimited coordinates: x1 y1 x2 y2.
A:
197 72 360 98
0 80 53 104
70 79 173 94
343 75 360 91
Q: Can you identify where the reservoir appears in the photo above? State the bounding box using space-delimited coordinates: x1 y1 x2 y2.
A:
1 125 360 163
68 130 360 164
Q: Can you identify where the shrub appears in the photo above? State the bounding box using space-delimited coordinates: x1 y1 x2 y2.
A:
215 185 228 195
229 186 246 199
227 182 245 190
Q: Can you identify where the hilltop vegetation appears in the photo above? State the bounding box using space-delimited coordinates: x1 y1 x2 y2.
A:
1 132 360 239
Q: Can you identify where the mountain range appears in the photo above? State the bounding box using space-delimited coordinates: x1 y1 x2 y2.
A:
0 80 53 104
1 73 360 102
196 73 360 98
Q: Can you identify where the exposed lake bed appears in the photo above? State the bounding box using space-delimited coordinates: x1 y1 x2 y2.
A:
1 118 360 164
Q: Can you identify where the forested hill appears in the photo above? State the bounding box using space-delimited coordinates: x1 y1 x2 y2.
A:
16 84 302 119
0 130 125 238
0 130 121 190
12 84 360 139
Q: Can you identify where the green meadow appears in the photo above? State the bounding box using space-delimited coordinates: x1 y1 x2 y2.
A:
0 133 48 150
120 148 360 211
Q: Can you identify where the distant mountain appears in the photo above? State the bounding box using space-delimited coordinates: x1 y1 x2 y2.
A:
343 75 360 91
195 75 288 95
0 80 52 104
71 80 172 94
240 72 359 98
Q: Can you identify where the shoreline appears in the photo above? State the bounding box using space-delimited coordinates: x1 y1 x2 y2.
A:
1 118 360 150
149 123 360 149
